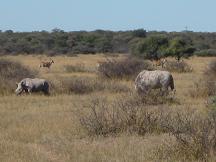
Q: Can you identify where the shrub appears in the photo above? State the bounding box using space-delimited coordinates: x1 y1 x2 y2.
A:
79 92 177 136
79 96 158 136
80 94 216 160
0 59 38 95
79 97 123 136
157 108 216 161
164 60 193 73
0 59 37 80
97 57 153 79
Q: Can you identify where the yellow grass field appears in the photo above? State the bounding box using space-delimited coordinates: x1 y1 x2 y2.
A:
0 54 214 162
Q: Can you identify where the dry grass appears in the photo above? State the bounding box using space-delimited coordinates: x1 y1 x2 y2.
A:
64 63 96 73
49 76 130 95
0 54 214 161
164 60 193 73
189 59 216 98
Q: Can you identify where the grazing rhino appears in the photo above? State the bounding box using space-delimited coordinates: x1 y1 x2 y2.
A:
15 78 50 95
135 70 175 95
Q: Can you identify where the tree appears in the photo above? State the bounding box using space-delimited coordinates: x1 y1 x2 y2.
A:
5 30 13 34
131 35 168 60
132 29 146 38
166 37 195 61
52 28 64 33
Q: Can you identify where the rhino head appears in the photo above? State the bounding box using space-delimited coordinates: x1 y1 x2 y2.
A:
15 80 26 95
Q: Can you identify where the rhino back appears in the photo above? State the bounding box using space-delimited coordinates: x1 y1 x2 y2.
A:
157 71 172 86
27 78 48 91
136 71 160 87
135 70 172 89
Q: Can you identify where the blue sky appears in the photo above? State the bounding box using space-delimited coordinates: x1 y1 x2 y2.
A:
0 0 215 32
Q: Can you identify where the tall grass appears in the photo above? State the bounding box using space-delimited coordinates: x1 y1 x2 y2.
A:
50 76 131 95
190 60 216 98
0 59 38 95
64 63 94 73
164 60 193 73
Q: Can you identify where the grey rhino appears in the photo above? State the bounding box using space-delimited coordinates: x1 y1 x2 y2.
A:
15 78 49 95
135 70 175 95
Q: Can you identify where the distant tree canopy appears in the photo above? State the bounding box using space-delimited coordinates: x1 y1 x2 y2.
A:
131 35 169 60
165 37 195 61
0 29 215 58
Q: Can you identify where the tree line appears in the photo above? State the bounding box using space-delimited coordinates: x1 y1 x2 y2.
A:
0 28 216 59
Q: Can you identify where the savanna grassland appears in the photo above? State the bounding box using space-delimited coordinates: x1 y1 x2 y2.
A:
0 54 215 162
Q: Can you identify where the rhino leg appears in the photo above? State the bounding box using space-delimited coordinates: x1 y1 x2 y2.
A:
22 89 28 95
160 87 168 96
42 82 50 95
26 88 32 95
43 90 50 96
137 86 149 96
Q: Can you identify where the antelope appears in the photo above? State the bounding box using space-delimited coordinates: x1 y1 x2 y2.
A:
39 59 54 69
153 58 167 68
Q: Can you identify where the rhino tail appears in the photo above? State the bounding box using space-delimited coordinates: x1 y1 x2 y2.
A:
169 75 175 91
43 81 50 95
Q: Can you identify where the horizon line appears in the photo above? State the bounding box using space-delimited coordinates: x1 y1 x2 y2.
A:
1 28 216 33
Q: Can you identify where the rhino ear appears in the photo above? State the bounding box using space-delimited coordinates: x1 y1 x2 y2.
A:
21 80 26 86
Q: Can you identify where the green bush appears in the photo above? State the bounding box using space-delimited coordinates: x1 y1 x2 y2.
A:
194 49 216 57
165 37 195 61
130 35 169 59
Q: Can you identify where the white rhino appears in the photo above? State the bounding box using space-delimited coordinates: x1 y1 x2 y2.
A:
135 70 175 95
15 78 50 95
